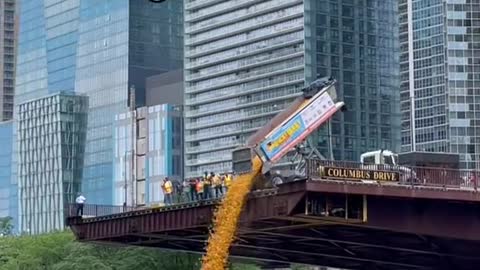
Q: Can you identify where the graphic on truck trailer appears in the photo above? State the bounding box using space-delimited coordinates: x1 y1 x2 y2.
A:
260 91 336 162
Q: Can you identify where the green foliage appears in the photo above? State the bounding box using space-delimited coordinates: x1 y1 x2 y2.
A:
0 231 260 270
0 216 13 236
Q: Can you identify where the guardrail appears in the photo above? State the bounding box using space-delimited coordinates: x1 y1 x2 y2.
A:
306 158 478 190
66 159 479 220
65 204 137 218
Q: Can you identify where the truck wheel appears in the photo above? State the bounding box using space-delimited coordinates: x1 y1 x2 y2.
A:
271 174 285 186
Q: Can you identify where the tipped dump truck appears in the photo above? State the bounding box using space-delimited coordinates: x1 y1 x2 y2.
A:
232 77 345 187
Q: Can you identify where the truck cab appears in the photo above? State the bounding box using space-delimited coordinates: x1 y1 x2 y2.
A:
360 150 398 166
360 149 416 182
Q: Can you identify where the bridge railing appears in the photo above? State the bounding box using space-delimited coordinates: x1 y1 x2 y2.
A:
65 203 137 218
306 158 478 190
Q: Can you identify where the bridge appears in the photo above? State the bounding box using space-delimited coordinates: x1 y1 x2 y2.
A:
67 159 480 270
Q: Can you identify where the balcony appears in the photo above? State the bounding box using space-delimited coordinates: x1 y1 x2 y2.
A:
185 103 289 131
186 59 304 94
186 24 303 58
185 91 299 119
186 9 303 46
186 0 257 22
185 142 239 154
187 0 302 34
186 78 303 105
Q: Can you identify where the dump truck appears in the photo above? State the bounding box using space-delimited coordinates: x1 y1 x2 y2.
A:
232 77 346 188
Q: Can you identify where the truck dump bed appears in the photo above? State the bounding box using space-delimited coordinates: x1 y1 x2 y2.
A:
233 78 345 174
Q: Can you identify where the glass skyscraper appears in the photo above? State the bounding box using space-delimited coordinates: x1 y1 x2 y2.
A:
184 0 400 177
399 0 480 169
75 0 183 204
113 104 183 206
17 93 88 234
0 120 16 232
14 0 184 217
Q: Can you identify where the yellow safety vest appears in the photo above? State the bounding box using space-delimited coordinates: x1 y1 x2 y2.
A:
163 181 173 194
204 176 211 185
213 175 221 186
225 175 232 187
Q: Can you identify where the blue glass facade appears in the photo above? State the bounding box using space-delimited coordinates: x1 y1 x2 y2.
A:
0 121 16 232
75 0 130 205
76 0 183 204
16 0 79 104
14 0 184 210
17 93 88 234
113 104 183 206
308 0 400 160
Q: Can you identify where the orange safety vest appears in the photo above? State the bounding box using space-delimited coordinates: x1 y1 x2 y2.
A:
196 180 204 193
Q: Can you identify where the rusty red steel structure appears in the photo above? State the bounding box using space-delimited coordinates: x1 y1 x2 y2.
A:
68 159 480 270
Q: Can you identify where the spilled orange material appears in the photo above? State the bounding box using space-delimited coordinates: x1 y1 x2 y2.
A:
201 156 263 270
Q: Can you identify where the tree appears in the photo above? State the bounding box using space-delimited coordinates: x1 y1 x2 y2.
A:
0 216 13 236
0 231 261 270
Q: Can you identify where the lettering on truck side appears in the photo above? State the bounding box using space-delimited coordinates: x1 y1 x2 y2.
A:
267 120 301 152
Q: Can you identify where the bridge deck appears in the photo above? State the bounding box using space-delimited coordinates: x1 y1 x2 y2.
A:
68 179 480 270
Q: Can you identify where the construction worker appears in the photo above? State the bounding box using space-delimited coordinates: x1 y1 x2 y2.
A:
203 171 212 200
224 173 233 193
161 177 173 205
212 172 223 198
189 177 197 201
196 177 204 200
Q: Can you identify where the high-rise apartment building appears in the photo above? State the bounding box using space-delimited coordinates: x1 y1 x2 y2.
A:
399 0 480 169
0 0 17 121
14 0 184 216
183 0 400 177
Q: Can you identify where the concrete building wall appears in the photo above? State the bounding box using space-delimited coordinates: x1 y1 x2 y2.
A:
184 0 306 177
184 0 400 176
145 69 184 106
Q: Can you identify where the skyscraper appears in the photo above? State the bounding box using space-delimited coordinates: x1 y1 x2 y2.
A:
17 93 88 234
0 120 15 231
183 0 400 177
399 0 480 169
75 0 183 204
113 104 183 207
14 0 183 233
0 0 17 121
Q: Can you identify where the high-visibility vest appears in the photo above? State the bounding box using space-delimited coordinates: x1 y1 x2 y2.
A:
204 176 211 185
225 175 232 187
212 175 221 186
196 180 204 193
163 181 173 194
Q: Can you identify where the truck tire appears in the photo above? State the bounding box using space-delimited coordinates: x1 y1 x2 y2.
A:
270 173 285 186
